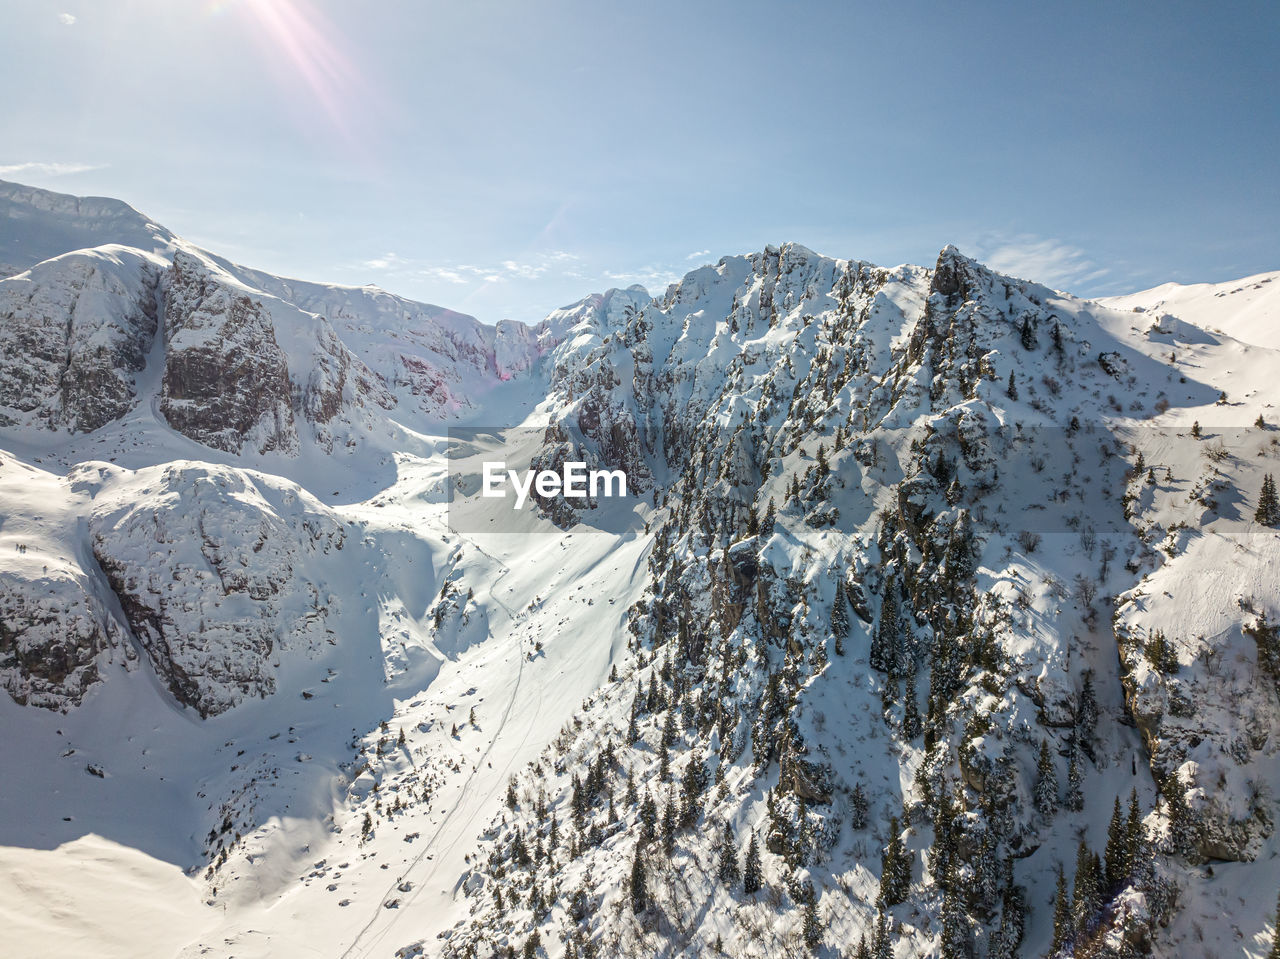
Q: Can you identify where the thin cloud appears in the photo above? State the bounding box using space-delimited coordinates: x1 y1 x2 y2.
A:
421 267 466 284
972 233 1110 291
604 265 682 288
0 161 105 178
386 253 585 287
58 13 76 25
686 249 711 261
361 252 401 270
501 260 547 280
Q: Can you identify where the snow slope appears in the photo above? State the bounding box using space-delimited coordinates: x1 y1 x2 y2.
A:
1098 270 1280 349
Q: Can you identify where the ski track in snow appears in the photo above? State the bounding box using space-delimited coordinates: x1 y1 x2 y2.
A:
341 550 534 959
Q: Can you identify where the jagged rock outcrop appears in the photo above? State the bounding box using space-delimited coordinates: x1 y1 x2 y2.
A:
160 252 299 454
0 565 128 710
0 181 570 460
0 247 161 431
85 462 346 717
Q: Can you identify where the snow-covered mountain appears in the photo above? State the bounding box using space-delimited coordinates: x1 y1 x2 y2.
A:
1 180 1278 959
1098 271 1280 349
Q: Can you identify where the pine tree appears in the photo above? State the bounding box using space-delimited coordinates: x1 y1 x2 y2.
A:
625 767 637 807
1191 420 1202 439
871 579 900 675
1078 670 1099 752
1020 315 1037 350
646 673 661 713
1065 739 1084 812
638 791 657 844
742 834 763 894
629 849 647 914
879 816 910 905
658 715 674 782
801 884 822 952
661 790 677 855
1257 473 1280 527
1034 739 1058 815
679 756 706 829
850 783 869 830
1051 863 1072 950
1104 795 1128 892
902 671 922 739
1007 370 1018 400
1163 770 1196 857
992 878 1026 959
1126 789 1147 878
929 784 958 887
974 829 1002 915
939 878 968 959
1072 840 1100 933
831 590 850 656
717 822 739 884
872 904 892 959
761 497 777 536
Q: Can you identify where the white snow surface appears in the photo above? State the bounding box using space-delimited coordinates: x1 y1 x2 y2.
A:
1098 270 1280 349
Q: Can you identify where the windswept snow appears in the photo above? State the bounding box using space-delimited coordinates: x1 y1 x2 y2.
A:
1098 271 1280 349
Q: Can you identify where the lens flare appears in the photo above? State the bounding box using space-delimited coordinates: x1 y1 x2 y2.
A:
207 0 375 152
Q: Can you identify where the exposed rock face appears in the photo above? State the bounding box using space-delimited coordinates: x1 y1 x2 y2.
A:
299 321 396 452
0 454 138 711
160 252 299 455
0 248 160 431
1118 619 1277 862
250 278 556 421
0 565 127 710
86 462 346 717
1 181 566 458
535 288 657 511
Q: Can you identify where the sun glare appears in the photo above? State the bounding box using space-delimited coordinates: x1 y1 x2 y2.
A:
206 0 371 149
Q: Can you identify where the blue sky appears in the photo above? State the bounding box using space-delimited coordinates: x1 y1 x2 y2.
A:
4 0 1278 322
